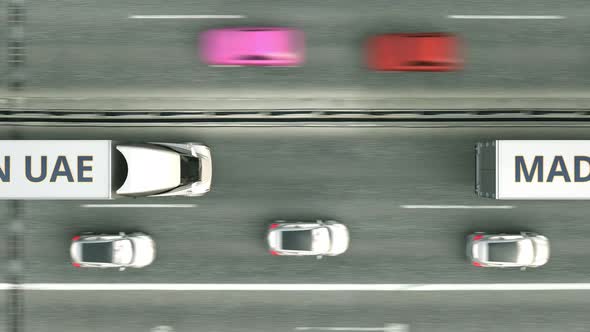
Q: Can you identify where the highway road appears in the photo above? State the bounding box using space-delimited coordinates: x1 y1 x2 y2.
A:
23 291 590 332
1 3 8 96
0 122 589 331
10 0 589 109
2 1 590 331
0 201 12 280
3 123 590 284
0 291 5 332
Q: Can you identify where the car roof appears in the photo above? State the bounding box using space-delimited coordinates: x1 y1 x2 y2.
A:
407 36 456 63
367 33 459 70
201 28 302 63
391 34 456 63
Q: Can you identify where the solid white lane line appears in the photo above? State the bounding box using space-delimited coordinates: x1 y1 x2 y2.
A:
128 15 245 19
15 283 590 291
448 15 565 19
400 205 514 209
81 204 197 208
297 325 409 332
296 328 386 331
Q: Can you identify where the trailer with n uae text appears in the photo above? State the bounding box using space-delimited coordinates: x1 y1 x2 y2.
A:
0 140 212 199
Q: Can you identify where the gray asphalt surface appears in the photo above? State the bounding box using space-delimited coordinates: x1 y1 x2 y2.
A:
0 129 19 281
10 124 590 283
0 201 13 282
1 3 7 95
24 291 590 332
5 1 590 330
20 0 590 109
0 292 5 332
0 123 587 332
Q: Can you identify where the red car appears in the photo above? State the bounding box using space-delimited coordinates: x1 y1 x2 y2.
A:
366 33 462 71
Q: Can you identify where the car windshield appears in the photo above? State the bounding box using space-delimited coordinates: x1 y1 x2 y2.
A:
488 242 519 263
81 242 113 263
180 156 200 185
282 230 312 251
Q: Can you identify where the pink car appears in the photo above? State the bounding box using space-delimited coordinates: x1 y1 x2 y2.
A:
200 27 305 66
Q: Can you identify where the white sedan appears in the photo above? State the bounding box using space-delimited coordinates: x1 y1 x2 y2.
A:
267 220 350 258
71 232 155 270
466 232 550 269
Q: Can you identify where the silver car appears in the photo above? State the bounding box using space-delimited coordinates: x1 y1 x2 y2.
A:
70 232 156 270
114 142 212 197
267 220 350 258
466 232 550 269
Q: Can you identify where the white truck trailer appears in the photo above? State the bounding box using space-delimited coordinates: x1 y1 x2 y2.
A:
0 140 212 199
476 140 590 199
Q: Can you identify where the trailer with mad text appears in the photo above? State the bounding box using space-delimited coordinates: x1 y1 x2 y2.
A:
476 140 590 200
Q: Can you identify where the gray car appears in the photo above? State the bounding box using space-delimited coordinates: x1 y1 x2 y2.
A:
70 232 156 270
466 232 550 269
267 220 350 258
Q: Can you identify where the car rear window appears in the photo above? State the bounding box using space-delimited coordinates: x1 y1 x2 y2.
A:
81 242 113 263
282 230 312 251
488 242 518 263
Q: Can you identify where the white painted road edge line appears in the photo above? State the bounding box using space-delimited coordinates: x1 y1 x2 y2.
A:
128 15 245 19
448 15 565 19
81 204 197 208
296 329 385 331
296 325 409 332
400 205 514 209
296 328 392 331
3 283 590 291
